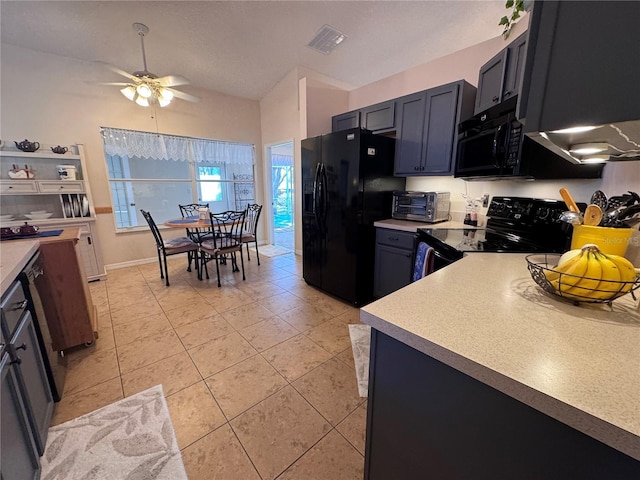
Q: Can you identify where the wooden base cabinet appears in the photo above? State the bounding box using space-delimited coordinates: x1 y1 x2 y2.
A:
35 231 97 351
365 330 640 479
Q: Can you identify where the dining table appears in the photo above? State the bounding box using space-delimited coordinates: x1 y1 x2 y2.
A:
163 216 214 230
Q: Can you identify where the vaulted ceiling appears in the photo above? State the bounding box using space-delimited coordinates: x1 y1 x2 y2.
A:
1 1 509 100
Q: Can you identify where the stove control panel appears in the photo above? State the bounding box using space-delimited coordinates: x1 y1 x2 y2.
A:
487 196 576 226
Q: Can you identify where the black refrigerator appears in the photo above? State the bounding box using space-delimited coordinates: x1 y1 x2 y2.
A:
302 128 405 306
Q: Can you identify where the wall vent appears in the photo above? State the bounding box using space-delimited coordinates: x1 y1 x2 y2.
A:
307 24 347 55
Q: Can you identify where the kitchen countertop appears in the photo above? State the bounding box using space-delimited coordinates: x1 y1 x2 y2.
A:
0 240 39 293
0 228 81 294
374 218 479 232
360 252 640 460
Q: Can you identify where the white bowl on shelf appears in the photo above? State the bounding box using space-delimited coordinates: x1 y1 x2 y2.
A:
30 210 47 214
0 214 14 221
24 213 53 220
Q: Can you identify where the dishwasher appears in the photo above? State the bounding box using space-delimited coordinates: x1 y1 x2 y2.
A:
18 252 67 402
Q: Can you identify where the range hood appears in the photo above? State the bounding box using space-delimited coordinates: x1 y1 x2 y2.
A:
518 1 640 165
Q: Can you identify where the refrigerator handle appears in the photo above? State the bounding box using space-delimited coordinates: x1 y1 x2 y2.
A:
321 164 328 223
312 163 321 216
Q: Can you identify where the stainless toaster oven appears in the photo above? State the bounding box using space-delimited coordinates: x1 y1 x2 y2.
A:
392 191 450 223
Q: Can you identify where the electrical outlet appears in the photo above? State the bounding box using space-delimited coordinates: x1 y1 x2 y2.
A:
481 194 490 207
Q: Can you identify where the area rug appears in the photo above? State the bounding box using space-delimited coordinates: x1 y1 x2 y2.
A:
349 324 372 397
254 244 292 258
41 385 187 480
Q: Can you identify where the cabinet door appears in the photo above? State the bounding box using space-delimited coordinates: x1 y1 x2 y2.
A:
422 83 460 175
332 111 361 132
394 92 427 176
1 352 41 480
361 101 395 132
374 244 413 298
474 49 508 115
503 32 527 101
10 311 54 455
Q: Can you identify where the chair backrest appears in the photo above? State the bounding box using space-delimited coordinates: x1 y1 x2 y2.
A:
179 203 209 218
140 209 164 249
210 210 245 249
245 204 262 235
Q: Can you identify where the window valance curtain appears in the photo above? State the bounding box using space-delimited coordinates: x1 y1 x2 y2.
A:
100 127 254 165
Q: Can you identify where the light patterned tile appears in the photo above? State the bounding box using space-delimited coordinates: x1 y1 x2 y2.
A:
262 334 332 382
278 303 334 332
121 351 202 397
50 377 123 426
112 311 173 347
63 348 120 396
336 346 356 370
235 279 287 300
332 307 362 324
197 286 254 312
173 314 235 349
165 381 226 449
154 288 207 311
305 319 353 355
116 329 185 374
107 284 155 310
182 424 261 480
259 292 309 315
188 332 258 378
311 295 352 316
205 355 287 420
336 401 368 455
230 386 331 480
237 317 299 352
221 302 277 330
163 298 218 329
293 358 363 426
278 430 364 480
110 297 164 325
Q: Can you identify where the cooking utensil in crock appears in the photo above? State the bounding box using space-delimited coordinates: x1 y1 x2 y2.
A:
559 211 583 225
583 204 603 226
559 188 580 213
590 190 608 210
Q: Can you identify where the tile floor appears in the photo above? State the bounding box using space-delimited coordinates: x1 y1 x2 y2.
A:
53 249 367 479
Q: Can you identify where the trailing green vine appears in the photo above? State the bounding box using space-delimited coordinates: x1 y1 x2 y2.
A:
499 0 525 39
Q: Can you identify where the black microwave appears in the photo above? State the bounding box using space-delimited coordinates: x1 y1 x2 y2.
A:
454 99 604 180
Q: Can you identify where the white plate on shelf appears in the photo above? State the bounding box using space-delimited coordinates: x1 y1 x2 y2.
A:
64 202 72 217
25 213 53 220
30 210 47 214
0 215 14 221
82 195 89 216
73 197 81 217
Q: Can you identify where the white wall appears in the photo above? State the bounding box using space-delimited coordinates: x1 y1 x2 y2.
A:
0 44 262 267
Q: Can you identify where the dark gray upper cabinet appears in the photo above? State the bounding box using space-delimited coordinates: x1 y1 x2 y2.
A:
475 32 527 115
518 1 640 132
395 80 476 176
361 100 396 133
331 110 360 132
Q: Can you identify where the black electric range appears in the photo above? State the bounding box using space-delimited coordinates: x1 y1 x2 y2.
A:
416 196 577 271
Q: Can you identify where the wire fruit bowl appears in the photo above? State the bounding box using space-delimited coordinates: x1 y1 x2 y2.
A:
526 254 640 305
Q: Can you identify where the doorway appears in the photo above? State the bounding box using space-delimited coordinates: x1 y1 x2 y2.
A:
266 142 294 251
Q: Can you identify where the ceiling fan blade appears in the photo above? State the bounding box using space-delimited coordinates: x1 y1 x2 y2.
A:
94 82 131 86
155 74 190 87
168 88 200 103
96 61 138 81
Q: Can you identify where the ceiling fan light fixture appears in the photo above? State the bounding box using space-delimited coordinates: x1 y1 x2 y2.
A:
135 95 150 107
120 85 136 101
136 83 153 98
157 88 173 107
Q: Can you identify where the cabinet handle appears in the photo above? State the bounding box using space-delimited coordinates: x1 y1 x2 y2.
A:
59 186 65 189
12 299 28 311
87 236 92 245
8 186 13 189
504 90 512 97
492 96 499 103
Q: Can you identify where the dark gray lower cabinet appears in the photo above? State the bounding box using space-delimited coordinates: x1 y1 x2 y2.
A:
373 228 415 298
1 352 40 480
1 279 54 479
365 330 640 479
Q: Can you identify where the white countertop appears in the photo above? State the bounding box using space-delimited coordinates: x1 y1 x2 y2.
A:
361 253 640 460
374 218 478 232
0 240 39 293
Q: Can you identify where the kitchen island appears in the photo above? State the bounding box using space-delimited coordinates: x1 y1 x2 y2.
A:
360 253 640 478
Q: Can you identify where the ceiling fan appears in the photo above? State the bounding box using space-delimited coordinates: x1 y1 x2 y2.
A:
99 22 199 107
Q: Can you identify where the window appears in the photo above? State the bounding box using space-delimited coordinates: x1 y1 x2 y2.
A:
101 127 255 230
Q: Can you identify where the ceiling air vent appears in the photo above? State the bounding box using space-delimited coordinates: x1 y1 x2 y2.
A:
307 24 347 55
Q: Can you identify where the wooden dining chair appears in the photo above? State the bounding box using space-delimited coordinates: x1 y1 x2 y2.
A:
178 203 211 270
240 203 262 265
200 210 246 287
141 209 199 286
